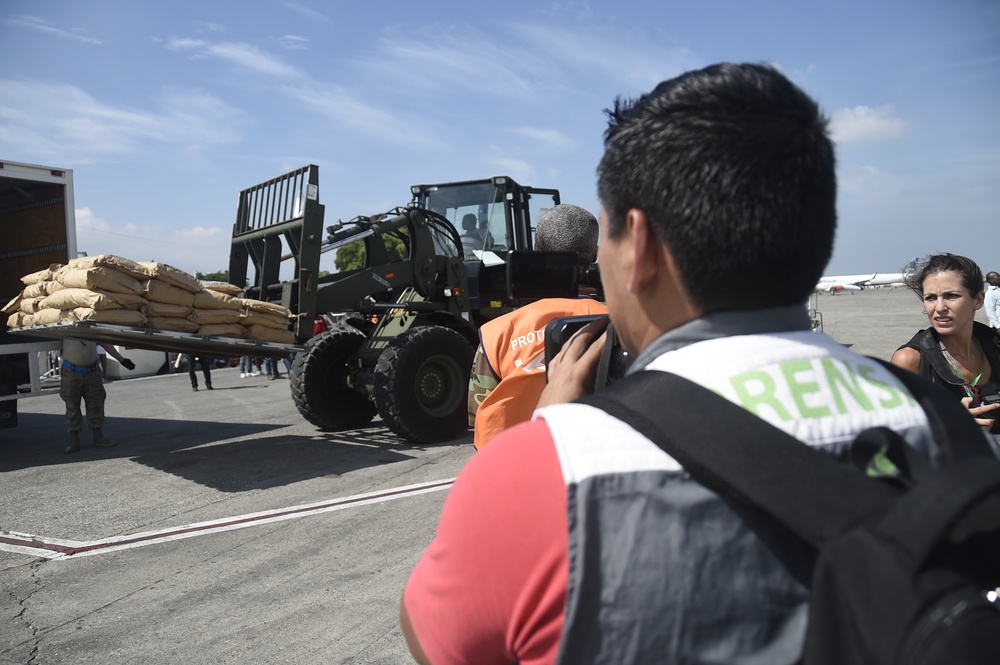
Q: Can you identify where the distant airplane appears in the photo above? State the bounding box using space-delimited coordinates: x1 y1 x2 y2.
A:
814 270 908 293
865 272 906 287
814 281 864 294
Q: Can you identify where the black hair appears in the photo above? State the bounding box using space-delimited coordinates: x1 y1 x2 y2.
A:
905 253 984 298
596 63 837 312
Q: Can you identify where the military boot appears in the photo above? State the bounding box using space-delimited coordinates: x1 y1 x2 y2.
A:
65 431 81 453
92 428 117 448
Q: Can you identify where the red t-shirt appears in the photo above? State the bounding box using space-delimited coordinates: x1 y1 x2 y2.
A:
403 419 568 664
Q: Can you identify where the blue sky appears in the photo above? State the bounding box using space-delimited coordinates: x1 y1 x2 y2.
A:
2 1 997 278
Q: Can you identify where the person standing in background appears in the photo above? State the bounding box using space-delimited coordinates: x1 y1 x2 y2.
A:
468 204 605 449
984 271 1000 334
61 339 135 453
186 353 213 391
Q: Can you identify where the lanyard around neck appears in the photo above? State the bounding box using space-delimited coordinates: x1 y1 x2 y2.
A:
939 337 985 396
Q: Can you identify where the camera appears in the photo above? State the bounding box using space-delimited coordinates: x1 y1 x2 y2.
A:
544 314 632 391
505 250 629 391
972 390 1000 420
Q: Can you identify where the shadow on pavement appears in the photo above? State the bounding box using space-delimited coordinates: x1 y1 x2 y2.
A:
1 413 446 492
130 430 417 492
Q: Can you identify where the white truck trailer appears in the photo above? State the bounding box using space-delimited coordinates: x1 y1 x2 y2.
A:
0 160 78 428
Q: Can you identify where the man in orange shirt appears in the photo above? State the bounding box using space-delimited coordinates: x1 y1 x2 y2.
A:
468 204 604 449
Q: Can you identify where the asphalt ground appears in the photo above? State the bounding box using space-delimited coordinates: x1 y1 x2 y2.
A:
0 287 990 664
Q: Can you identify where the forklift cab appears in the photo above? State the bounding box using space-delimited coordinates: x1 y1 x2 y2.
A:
410 176 560 261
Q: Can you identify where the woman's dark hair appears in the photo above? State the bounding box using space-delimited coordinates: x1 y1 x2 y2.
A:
905 253 984 298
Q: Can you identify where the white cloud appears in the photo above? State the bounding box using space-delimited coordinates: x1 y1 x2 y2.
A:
485 152 535 183
75 210 229 272
831 105 908 144
283 2 329 22
511 127 576 151
172 225 225 242
75 207 111 232
7 15 101 45
193 21 226 34
165 37 300 78
0 80 244 163
278 35 309 50
207 42 300 78
166 37 208 51
286 83 439 148
510 22 701 91
370 27 537 100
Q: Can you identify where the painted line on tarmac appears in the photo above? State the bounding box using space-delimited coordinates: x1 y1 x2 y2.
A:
0 478 454 560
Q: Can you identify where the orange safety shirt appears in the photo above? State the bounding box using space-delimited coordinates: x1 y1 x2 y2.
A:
474 297 607 449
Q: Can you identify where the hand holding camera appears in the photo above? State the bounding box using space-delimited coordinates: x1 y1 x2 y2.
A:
971 392 1000 418
537 315 611 409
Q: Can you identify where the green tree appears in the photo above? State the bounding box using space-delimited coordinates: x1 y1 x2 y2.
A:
196 270 229 282
334 234 408 272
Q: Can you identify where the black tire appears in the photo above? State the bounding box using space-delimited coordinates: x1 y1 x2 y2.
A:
373 326 474 444
290 329 377 431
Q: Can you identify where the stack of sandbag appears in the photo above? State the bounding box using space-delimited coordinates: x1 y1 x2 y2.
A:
239 297 295 343
139 261 204 334
2 266 63 327
4 254 295 343
3 256 149 327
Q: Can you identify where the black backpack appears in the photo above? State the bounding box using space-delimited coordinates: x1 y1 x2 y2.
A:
583 365 1000 665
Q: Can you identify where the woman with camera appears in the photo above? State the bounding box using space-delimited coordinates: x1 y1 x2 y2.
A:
891 253 1000 437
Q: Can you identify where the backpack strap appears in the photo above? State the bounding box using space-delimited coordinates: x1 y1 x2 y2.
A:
581 371 900 584
899 329 953 384
973 321 1000 378
594 321 622 389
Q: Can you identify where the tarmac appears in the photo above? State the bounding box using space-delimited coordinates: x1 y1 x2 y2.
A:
0 287 988 664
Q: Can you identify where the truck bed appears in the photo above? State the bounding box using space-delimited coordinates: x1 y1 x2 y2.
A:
12 322 302 358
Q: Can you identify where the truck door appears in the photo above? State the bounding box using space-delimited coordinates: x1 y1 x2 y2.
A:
515 187 560 251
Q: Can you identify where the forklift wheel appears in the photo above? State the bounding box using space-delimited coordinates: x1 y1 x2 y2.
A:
373 326 473 444
290 329 376 431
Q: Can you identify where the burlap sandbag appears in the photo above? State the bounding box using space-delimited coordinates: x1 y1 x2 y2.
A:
56 267 144 295
32 308 76 325
19 297 46 315
40 288 148 311
240 310 291 330
197 324 245 338
146 317 200 333
65 254 151 280
188 309 241 325
201 281 244 296
138 262 202 293
20 265 63 286
6 312 32 328
193 289 243 310
73 308 147 326
240 298 293 318
144 280 196 307
2 294 21 316
145 302 191 318
245 325 296 343
21 280 65 299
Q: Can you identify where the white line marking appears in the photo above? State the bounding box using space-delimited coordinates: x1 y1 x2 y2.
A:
0 478 453 560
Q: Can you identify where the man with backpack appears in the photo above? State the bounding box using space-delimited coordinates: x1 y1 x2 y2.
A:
400 63 997 665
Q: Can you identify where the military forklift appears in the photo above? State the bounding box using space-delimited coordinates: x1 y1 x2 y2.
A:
229 165 560 443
